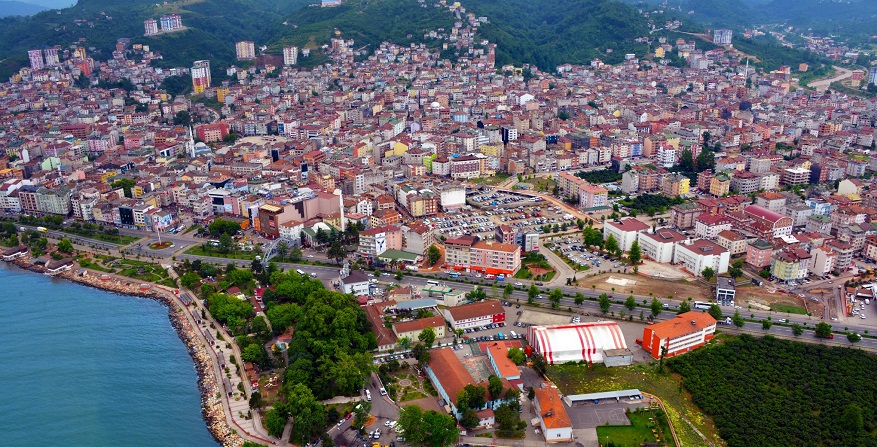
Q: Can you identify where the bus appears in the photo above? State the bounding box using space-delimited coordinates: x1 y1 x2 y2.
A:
693 301 713 311
426 279 440 286
448 272 460 279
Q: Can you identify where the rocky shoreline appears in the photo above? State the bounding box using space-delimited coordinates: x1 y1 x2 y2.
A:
4 257 246 447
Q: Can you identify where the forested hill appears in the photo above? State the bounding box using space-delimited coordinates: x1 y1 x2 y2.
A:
0 0 311 79
468 0 651 68
0 0 661 78
661 0 877 39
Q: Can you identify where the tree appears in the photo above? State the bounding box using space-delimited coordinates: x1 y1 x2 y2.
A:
503 283 514 300
628 240 641 266
488 375 504 402
460 409 479 430
650 297 663 317
574 292 585 306
418 327 437 347
327 241 346 263
249 391 262 410
180 271 201 290
466 287 487 302
708 304 723 320
732 310 745 328
815 322 833 338
285 383 326 443
241 343 266 365
457 384 486 411
729 266 743 279
528 284 539 304
696 148 715 172
624 295 637 311
56 238 74 254
288 246 303 262
507 347 526 365
678 149 695 172
427 245 442 266
549 288 563 308
701 267 715 281
848 332 862 343
604 234 619 255
218 233 233 253
422 410 459 447
412 342 431 366
599 293 610 314
321 434 335 447
173 110 192 126
263 408 287 437
678 300 691 314
791 323 804 336
353 401 371 429
494 402 524 437
762 319 773 331
110 178 137 198
398 406 426 445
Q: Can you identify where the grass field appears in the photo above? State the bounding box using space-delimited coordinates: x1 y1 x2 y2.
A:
469 173 510 185
770 303 808 315
596 409 675 447
528 177 557 192
549 363 722 447
185 244 259 260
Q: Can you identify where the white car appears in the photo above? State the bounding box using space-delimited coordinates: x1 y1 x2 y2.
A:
307 255 314 258
514 282 523 287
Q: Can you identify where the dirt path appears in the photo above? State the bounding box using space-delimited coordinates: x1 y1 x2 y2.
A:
808 66 852 92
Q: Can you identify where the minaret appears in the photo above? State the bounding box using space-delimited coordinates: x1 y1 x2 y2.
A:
334 188 346 232
187 125 195 158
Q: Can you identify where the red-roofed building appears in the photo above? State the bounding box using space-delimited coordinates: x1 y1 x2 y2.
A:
673 239 730 276
533 387 573 442
641 312 716 358
441 299 505 330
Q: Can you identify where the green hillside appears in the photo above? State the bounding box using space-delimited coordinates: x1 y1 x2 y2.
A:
270 0 455 54
468 0 651 68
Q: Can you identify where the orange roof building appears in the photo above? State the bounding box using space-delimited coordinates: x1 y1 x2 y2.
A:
642 311 717 359
485 343 521 380
533 387 573 442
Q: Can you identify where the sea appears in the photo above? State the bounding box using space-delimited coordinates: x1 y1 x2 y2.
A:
0 263 220 447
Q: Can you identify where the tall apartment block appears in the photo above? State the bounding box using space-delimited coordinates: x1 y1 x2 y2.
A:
191 60 211 94
28 49 44 70
236 41 256 60
43 47 60 66
144 19 158 36
713 29 733 45
160 14 183 31
283 46 298 65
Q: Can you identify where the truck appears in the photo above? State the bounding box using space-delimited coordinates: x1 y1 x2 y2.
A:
36 226 47 233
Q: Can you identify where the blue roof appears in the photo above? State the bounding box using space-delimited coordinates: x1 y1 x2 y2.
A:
396 298 438 311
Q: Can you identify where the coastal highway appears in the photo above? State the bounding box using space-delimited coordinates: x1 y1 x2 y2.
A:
177 253 877 347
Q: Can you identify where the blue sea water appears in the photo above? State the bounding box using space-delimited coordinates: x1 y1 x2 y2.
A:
0 263 220 447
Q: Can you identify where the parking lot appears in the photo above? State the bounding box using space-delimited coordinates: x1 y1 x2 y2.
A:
548 235 624 274
426 212 497 241
566 400 648 428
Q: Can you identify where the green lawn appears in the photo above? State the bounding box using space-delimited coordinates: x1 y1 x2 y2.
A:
400 390 428 402
469 173 510 185
770 303 808 315
185 244 259 260
597 409 675 447
549 363 721 447
528 177 557 192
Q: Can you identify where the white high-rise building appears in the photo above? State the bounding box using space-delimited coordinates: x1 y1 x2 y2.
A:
28 49 44 71
713 29 733 45
144 19 158 36
283 46 298 66
43 47 60 66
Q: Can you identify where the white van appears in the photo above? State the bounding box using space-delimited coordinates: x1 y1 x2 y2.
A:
296 269 305 276
366 389 372 401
